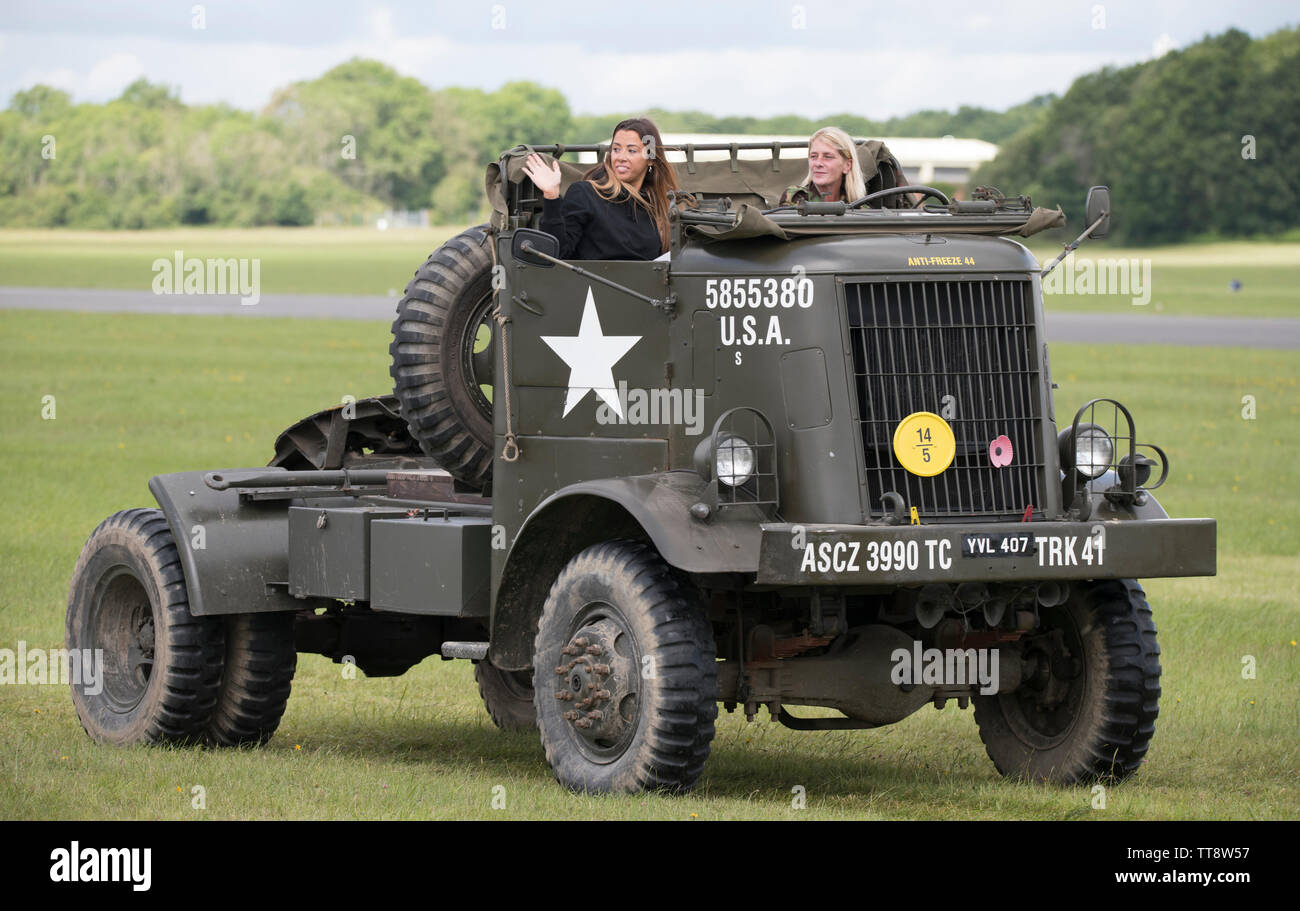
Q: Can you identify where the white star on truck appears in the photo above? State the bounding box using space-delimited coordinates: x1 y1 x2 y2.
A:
541 287 641 418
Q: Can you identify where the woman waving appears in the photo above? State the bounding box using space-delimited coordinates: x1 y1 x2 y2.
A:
523 117 680 260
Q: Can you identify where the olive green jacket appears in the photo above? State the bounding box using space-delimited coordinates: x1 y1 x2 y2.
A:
779 181 847 206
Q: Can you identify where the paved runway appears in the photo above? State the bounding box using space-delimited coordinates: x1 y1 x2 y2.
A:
0 285 399 321
2 286 1297 348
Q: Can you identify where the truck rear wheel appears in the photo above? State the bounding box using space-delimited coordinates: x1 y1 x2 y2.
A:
206 612 297 747
474 662 538 731
532 540 718 794
389 225 496 489
973 579 1161 784
66 509 224 745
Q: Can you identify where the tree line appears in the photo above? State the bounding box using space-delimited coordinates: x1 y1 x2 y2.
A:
0 61 574 229
973 26 1299 243
1 25 1295 242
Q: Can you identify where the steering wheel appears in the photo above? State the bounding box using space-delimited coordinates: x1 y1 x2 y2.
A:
847 184 951 209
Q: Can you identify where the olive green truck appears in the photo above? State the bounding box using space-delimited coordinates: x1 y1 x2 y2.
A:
67 140 1216 794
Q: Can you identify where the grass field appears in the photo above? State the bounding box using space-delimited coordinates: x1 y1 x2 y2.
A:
1026 239 1300 319
0 227 459 299
0 228 1297 319
0 308 1295 820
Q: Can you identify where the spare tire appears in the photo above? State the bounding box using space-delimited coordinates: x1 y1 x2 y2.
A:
389 225 496 489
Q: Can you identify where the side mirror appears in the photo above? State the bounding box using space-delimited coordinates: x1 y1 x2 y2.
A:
1085 186 1111 239
511 228 559 267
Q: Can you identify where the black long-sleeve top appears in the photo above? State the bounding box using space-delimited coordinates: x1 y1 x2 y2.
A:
540 180 663 261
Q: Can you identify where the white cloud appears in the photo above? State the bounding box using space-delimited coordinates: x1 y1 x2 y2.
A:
369 6 394 44
1151 33 1178 58
86 52 145 97
539 45 1139 119
18 65 81 96
0 26 1159 119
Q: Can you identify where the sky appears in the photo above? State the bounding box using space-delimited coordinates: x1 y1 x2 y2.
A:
1 0 1296 118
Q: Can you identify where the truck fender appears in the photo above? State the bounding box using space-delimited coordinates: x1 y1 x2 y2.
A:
148 468 331 616
490 471 764 669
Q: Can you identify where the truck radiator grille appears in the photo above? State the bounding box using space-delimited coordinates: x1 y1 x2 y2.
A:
845 279 1044 520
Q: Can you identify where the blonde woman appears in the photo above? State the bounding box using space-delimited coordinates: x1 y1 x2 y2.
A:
779 127 868 205
523 117 680 260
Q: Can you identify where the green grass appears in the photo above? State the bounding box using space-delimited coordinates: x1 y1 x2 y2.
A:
0 227 459 298
1 228 1297 319
0 310 1296 819
1027 239 1300 319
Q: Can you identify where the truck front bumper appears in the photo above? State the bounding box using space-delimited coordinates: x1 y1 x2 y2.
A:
757 518 1216 585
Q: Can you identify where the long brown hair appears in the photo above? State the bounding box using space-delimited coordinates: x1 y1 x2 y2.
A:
583 117 679 252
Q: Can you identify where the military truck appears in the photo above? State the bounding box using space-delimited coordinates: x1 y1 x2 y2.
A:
67 140 1216 794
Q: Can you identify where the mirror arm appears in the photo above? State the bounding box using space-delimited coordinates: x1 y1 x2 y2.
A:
520 242 676 314
1040 211 1108 279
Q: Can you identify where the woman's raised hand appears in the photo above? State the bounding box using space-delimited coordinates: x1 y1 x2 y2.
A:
522 153 562 200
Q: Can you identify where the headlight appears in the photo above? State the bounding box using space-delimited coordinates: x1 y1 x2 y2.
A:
1059 422 1113 479
1117 452 1154 489
715 434 755 487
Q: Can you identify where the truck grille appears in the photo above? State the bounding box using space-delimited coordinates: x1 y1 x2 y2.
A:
845 279 1043 520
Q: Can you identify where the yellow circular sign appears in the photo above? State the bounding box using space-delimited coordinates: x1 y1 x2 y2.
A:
892 412 956 477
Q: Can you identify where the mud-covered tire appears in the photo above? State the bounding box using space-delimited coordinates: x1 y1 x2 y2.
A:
474 662 538 731
389 225 496 489
206 612 297 747
974 579 1161 784
532 540 718 794
66 509 225 745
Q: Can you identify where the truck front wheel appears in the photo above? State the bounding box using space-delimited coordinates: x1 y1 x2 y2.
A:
532 540 718 794
973 579 1161 784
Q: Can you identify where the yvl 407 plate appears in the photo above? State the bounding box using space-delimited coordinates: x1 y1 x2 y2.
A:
962 532 1037 559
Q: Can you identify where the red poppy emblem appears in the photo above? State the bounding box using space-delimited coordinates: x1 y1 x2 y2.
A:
989 435 1014 468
